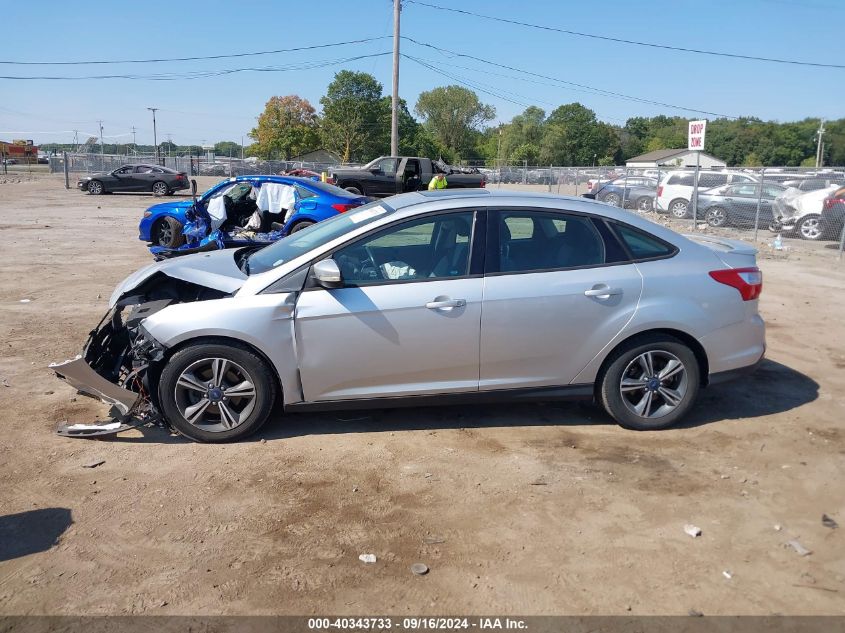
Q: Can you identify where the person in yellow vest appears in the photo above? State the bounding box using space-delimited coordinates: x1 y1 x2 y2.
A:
428 173 447 190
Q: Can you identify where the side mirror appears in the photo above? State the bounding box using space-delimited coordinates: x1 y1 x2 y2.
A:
370 168 382 175
312 259 343 289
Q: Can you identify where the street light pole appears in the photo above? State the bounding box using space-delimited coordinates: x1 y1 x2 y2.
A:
147 107 159 164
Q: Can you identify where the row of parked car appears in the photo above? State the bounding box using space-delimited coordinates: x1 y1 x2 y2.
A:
586 170 845 241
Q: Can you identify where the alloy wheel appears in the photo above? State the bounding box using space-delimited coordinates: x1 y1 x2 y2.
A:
799 216 822 240
706 208 727 227
619 350 688 419
153 182 168 196
670 201 688 218
173 358 257 432
88 181 102 195
157 222 173 247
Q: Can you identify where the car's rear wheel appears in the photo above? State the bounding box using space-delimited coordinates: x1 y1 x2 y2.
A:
289 220 315 234
88 180 103 195
599 334 700 431
154 216 185 248
798 214 823 240
603 192 622 207
345 186 363 195
705 207 728 227
669 198 690 219
636 196 653 212
152 181 169 197
158 341 277 443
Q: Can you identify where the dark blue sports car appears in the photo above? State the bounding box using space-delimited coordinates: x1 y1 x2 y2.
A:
139 175 369 248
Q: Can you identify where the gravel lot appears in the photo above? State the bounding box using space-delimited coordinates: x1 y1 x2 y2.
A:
1 176 843 615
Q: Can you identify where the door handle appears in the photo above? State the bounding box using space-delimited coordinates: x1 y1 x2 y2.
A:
584 285 622 298
426 298 466 309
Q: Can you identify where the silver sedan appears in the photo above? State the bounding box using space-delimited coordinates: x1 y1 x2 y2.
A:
52 190 765 442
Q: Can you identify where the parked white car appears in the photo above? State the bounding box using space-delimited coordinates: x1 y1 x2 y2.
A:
657 171 758 219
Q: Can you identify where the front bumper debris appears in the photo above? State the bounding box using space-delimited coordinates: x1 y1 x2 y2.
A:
50 356 140 415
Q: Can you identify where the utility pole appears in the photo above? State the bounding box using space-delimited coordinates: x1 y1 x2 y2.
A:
147 107 159 164
390 0 401 157
98 121 104 163
241 135 244 160
166 133 172 159
815 119 826 168
131 126 137 155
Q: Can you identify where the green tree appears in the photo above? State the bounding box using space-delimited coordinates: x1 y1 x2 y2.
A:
540 103 619 165
414 85 495 158
214 141 241 157
249 95 319 160
320 70 386 163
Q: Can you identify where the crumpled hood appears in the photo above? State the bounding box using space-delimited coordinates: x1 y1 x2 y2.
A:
774 185 838 220
109 248 247 307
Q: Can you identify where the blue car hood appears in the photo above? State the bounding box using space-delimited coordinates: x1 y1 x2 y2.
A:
147 199 194 214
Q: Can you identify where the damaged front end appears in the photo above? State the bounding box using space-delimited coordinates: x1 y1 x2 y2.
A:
51 274 230 437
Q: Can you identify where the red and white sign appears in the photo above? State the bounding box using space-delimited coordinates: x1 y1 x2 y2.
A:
688 120 707 151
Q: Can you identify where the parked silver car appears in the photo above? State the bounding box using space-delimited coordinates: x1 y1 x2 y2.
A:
52 190 765 442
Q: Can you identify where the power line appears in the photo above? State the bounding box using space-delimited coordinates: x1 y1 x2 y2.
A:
403 37 738 119
406 0 845 70
0 36 390 65
0 52 392 80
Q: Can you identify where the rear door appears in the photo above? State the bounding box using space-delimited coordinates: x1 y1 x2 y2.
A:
479 209 643 390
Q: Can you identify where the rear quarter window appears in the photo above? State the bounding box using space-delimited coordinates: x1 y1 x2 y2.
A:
668 174 694 186
613 223 676 260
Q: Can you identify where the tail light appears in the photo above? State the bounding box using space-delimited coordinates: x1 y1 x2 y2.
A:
657 185 663 197
709 267 763 301
331 203 358 213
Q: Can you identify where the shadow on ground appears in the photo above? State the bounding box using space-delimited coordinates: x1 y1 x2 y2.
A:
104 358 818 444
0 508 73 562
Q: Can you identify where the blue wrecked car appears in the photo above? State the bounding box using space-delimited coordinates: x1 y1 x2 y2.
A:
139 175 369 257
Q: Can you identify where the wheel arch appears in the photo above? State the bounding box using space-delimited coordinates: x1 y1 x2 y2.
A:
592 328 710 399
158 335 283 403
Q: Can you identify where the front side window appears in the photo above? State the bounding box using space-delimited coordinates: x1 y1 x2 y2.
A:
729 183 757 197
699 173 729 188
375 158 398 175
334 212 474 284
115 166 133 175
496 211 606 273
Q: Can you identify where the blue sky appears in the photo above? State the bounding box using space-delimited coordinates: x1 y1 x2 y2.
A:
1 0 843 146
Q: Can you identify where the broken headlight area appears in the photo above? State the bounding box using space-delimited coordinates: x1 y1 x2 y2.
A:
50 274 228 437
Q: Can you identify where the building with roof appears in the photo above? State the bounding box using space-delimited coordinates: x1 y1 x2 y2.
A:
625 149 726 169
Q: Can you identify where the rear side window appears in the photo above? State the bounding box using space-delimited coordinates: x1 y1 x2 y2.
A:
699 173 728 188
668 174 694 186
495 211 605 273
613 223 675 260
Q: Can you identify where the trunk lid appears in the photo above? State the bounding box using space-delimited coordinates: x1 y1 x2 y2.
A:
684 233 758 268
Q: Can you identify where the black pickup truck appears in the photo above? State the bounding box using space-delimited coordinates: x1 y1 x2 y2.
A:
330 156 486 198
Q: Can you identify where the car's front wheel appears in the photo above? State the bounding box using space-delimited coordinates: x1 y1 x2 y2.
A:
88 180 103 195
798 214 823 240
158 341 278 443
344 186 363 195
153 216 185 248
636 196 653 212
602 192 622 207
599 334 700 431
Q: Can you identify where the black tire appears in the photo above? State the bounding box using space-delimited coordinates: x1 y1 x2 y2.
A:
158 341 278 443
344 186 363 195
290 220 315 234
602 192 622 207
88 180 104 195
669 198 690 219
599 334 700 431
797 214 823 241
705 206 729 228
636 196 653 212
153 216 185 248
152 181 169 197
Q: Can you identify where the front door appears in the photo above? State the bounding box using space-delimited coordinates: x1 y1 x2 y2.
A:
480 209 643 390
295 210 482 401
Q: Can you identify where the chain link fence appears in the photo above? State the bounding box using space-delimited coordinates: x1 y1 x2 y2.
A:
49 153 845 258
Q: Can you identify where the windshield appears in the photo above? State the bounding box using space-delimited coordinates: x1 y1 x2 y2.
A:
245 200 396 275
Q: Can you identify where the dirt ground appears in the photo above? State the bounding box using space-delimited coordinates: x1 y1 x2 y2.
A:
0 175 843 616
